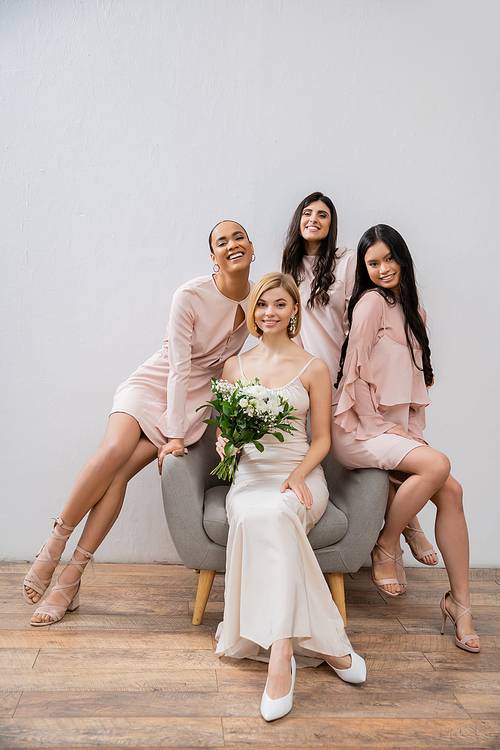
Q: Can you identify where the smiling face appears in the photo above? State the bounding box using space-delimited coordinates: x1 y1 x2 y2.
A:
254 286 299 337
210 221 253 274
299 200 332 247
364 240 401 294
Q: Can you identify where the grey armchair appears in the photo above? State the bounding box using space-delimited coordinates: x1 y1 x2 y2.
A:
161 424 388 625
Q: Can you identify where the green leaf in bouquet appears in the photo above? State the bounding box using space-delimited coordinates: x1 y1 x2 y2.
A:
203 418 220 427
195 402 211 413
222 403 233 416
273 432 285 442
253 441 265 452
238 429 254 443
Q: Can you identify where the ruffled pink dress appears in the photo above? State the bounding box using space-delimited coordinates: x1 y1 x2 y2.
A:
296 249 356 401
111 276 252 448
332 290 430 470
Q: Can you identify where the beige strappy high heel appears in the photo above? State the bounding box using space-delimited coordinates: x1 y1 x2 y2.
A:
440 591 481 653
30 546 95 627
371 542 402 597
403 525 438 566
23 517 76 604
394 548 407 594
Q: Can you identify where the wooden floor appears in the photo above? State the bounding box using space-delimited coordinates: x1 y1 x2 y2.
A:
0 562 499 750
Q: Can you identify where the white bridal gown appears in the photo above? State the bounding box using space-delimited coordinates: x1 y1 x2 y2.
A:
215 356 352 667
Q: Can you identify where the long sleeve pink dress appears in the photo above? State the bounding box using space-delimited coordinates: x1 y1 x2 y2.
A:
331 290 430 470
111 276 252 448
296 249 356 401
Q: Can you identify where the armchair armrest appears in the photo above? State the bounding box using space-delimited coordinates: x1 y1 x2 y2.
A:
161 425 228 571
315 452 389 572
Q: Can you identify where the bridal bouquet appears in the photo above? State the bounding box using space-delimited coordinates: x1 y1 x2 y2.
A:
197 377 297 482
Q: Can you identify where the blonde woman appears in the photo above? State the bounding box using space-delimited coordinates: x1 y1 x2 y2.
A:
215 272 366 722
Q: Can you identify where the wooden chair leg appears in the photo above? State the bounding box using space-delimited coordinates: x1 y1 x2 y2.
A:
192 569 216 625
327 572 346 626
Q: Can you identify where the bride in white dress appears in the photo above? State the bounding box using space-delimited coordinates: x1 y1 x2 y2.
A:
214 272 366 722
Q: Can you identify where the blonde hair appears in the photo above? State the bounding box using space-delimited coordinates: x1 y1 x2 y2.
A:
247 272 301 339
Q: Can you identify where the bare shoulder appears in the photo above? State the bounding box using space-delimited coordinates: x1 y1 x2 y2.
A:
307 356 329 375
221 355 241 383
301 355 331 389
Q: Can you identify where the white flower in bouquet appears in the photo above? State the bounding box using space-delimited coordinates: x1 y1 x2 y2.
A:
196 377 298 482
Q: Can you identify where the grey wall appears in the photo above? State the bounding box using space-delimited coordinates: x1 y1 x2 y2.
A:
2 0 499 565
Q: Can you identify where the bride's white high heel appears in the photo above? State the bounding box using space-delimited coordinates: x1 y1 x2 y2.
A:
260 655 296 722
326 651 366 684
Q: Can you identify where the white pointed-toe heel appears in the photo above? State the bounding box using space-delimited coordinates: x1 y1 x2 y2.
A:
327 651 366 684
260 654 296 722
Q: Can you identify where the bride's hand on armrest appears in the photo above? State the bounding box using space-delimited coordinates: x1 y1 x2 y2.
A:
281 470 313 510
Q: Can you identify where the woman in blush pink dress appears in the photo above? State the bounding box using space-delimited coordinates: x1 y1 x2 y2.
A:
332 224 480 652
282 193 438 580
281 192 355 399
24 220 255 626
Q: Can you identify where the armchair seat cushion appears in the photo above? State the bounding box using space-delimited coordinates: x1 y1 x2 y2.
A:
203 487 231 546
202 486 348 550
307 502 348 548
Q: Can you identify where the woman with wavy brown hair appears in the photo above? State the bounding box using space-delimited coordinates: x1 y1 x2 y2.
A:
282 194 438 581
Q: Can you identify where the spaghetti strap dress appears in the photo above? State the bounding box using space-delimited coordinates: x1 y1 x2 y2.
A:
332 290 430 470
111 276 252 448
295 248 356 402
215 355 352 668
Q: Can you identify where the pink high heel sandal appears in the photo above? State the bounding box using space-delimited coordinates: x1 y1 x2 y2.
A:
440 591 481 653
30 546 95 627
23 517 75 604
394 548 407 594
403 525 438 566
371 542 402 597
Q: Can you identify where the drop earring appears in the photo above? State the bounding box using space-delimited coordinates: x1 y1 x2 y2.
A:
288 314 297 335
213 264 220 273
252 253 256 262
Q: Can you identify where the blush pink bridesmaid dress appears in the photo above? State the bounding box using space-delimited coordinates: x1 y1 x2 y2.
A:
111 276 253 447
332 290 430 470
295 248 356 401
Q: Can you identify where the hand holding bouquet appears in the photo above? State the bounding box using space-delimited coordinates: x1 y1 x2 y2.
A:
197 377 297 482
